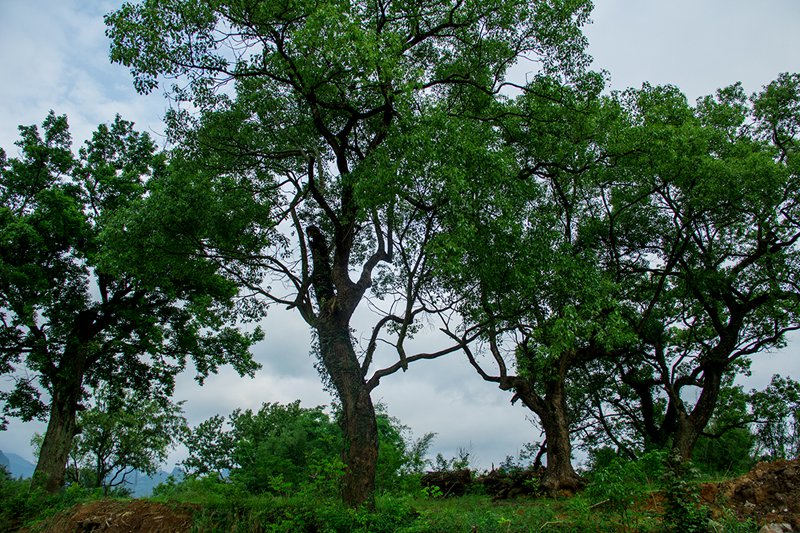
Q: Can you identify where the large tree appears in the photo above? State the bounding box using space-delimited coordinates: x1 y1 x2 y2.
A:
0 114 260 492
432 73 635 493
106 0 592 506
586 77 800 460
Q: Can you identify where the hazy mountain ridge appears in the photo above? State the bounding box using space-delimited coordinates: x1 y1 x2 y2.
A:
0 450 35 479
0 450 182 497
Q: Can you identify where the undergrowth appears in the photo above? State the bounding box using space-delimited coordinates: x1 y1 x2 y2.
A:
1 463 762 533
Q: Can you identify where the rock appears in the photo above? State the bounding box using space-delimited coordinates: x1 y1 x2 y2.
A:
758 524 793 533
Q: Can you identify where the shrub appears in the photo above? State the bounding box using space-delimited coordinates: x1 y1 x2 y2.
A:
584 450 666 521
661 453 710 533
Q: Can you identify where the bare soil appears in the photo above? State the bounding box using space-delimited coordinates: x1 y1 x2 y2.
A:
24 500 196 533
701 457 800 529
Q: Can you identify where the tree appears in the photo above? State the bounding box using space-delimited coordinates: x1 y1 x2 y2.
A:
750 374 800 460
0 114 261 492
43 388 186 495
106 0 592 506
587 76 800 460
179 415 235 481
432 72 634 494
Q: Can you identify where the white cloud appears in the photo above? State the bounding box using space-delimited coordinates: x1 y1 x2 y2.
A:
585 0 800 100
0 0 165 151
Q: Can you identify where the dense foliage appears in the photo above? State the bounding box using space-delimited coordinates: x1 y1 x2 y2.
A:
432 73 800 495
180 401 434 496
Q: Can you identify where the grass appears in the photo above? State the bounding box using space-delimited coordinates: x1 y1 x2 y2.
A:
2 469 762 532
156 488 667 532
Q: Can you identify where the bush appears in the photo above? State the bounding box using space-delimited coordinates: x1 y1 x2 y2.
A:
0 468 102 531
181 401 431 498
584 450 666 521
661 453 710 533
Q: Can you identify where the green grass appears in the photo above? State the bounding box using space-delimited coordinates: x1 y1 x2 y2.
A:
153 487 665 533
1 472 761 533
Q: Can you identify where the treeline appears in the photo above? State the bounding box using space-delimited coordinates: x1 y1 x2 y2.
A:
1 0 799 512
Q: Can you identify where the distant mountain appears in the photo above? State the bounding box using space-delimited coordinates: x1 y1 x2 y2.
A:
0 451 36 479
126 467 184 497
0 450 182 497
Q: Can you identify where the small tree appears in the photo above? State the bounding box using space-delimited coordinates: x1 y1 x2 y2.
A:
750 374 800 460
65 389 186 495
179 415 235 481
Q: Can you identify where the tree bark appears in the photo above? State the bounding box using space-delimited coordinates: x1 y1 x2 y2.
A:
515 378 584 495
539 408 583 494
671 366 723 461
317 319 378 508
31 367 84 493
540 383 584 494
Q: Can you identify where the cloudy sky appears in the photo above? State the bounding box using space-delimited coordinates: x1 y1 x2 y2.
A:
1 0 799 469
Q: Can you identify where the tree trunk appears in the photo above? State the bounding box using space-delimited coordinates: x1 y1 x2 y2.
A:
317 319 378 508
32 373 83 493
306 223 379 508
516 378 583 495
540 383 584 495
671 366 723 461
672 413 700 461
539 412 583 494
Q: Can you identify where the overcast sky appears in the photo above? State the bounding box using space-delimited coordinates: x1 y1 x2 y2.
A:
1 0 799 469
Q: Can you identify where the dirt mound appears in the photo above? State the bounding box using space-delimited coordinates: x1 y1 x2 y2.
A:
26 500 196 533
702 457 800 529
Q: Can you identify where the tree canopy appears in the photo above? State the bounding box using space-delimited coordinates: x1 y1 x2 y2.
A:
587 77 800 459
429 74 800 491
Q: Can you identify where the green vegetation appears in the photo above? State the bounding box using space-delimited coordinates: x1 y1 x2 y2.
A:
0 399 780 531
0 468 105 532
54 388 186 495
0 444 765 532
180 401 433 497
103 0 594 508
0 114 261 493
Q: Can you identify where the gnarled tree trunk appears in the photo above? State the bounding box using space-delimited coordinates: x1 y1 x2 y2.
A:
516 377 584 495
32 362 84 493
317 319 379 508
539 393 584 494
308 223 379 508
672 365 724 461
